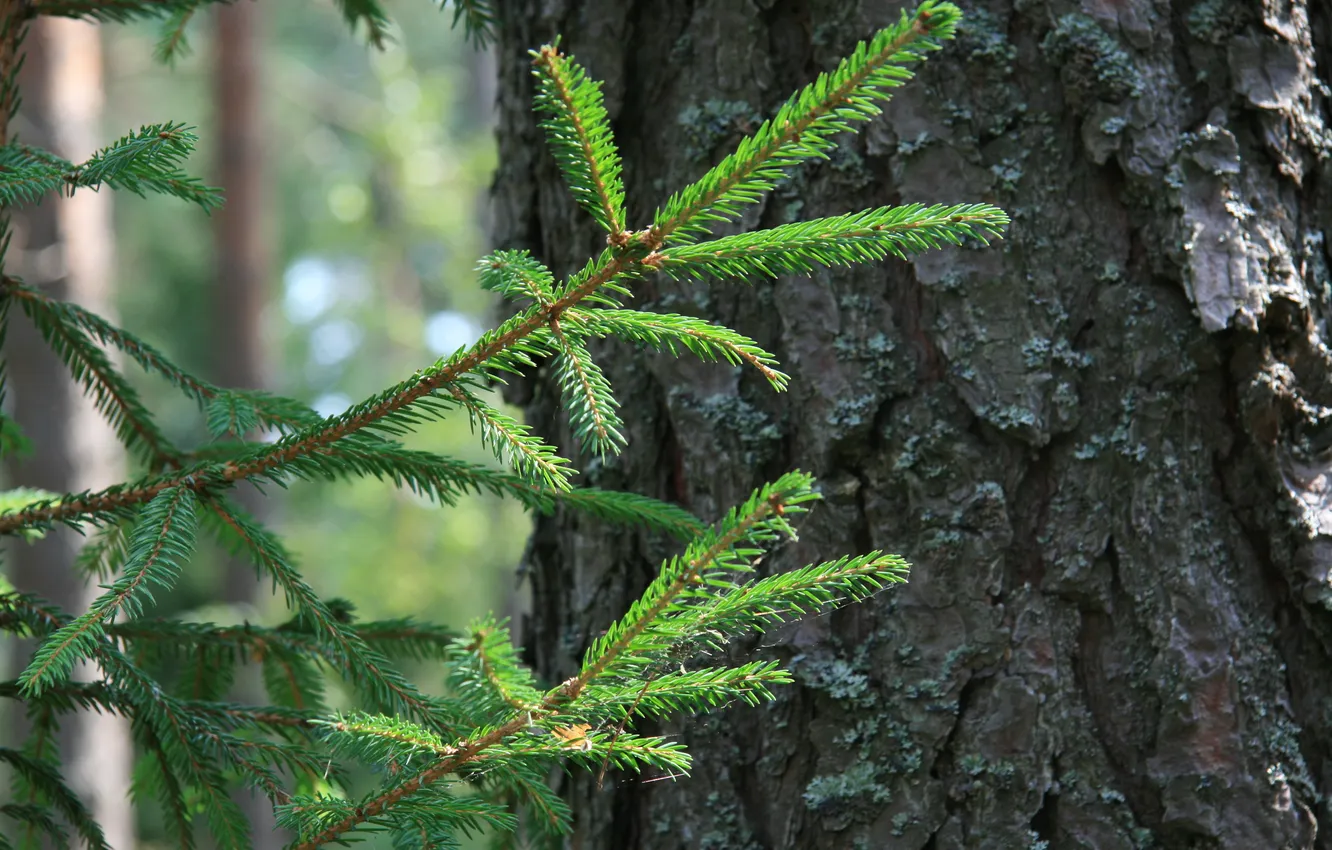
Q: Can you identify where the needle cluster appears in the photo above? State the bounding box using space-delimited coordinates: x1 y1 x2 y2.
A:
0 2 1004 848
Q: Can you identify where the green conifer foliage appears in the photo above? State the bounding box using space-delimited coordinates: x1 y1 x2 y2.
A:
0 2 1006 847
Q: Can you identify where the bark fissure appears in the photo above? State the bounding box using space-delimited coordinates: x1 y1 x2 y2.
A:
495 0 1332 846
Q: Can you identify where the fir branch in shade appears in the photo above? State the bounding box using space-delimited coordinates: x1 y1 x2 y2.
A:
0 123 221 210
73 519 131 581
0 243 650 535
11 281 183 467
18 487 198 697
242 434 701 538
153 4 204 64
1 803 68 849
0 748 109 850
3 277 320 432
107 615 462 666
531 43 627 237
446 0 499 48
203 497 454 730
652 1 963 244
134 724 196 850
105 659 253 850
653 203 1010 279
25 1 201 23
478 761 572 840
333 0 393 49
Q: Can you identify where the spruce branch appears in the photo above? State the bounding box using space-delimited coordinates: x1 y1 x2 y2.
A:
19 487 198 697
565 307 788 390
479 249 555 307
77 122 221 207
444 0 498 48
549 322 625 456
204 497 452 730
0 245 648 534
333 0 392 49
654 203 1010 278
689 551 910 645
12 279 183 467
653 1 962 244
0 123 222 210
447 618 543 718
26 1 205 23
444 385 574 486
3 277 319 432
531 43 627 237
578 660 789 719
571 472 817 692
0 748 109 850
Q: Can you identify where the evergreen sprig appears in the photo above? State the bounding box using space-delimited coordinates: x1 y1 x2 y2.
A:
0 123 221 210
653 0 963 243
531 43 627 237
655 203 1010 279
0 3 1000 847
19 487 198 696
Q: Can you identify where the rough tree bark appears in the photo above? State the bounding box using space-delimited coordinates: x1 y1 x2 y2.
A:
492 0 1332 848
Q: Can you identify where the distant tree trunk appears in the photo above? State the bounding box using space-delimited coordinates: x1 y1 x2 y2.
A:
212 3 284 846
4 17 134 850
494 1 1332 848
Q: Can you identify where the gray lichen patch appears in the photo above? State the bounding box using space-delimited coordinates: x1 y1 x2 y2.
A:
676 99 762 163
802 762 891 831
1041 14 1144 107
1185 0 1251 45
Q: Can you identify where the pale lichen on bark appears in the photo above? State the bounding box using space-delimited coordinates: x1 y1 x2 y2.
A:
495 0 1332 847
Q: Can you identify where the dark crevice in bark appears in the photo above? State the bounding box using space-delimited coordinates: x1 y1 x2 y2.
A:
1072 535 1165 834
1029 754 1058 844
608 775 643 850
1007 440 1057 590
892 262 946 384
732 755 775 850
759 0 814 97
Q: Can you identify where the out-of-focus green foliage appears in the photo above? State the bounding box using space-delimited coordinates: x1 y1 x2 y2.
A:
105 2 522 630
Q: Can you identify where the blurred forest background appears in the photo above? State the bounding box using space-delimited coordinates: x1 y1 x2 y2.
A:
2 3 523 847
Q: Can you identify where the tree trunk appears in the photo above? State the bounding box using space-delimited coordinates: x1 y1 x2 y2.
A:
211 3 284 846
3 16 134 849
492 1 1332 847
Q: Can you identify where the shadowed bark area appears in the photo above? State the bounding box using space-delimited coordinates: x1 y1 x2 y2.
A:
493 0 1332 847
